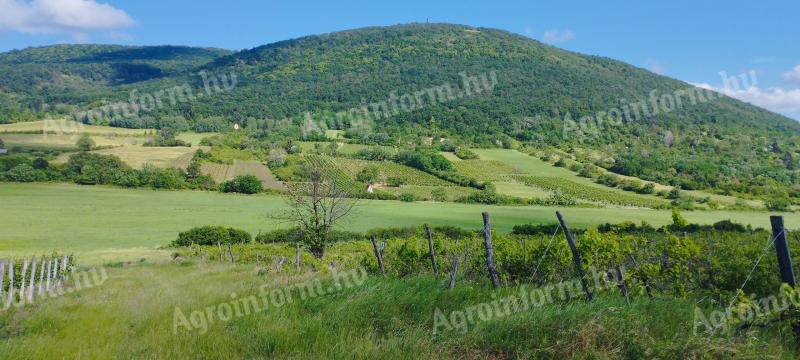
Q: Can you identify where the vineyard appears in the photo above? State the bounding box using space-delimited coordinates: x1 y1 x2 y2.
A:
452 160 519 182
513 175 670 208
331 157 457 187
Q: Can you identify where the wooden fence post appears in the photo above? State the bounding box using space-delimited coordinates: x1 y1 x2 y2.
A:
276 256 286 273
45 258 52 291
770 215 800 341
771 216 796 287
556 211 594 301
0 260 5 302
425 225 439 276
217 241 223 262
38 257 46 296
5 259 14 307
28 257 37 302
448 253 460 289
370 236 385 276
227 243 235 264
19 258 28 304
482 212 501 289
613 266 630 304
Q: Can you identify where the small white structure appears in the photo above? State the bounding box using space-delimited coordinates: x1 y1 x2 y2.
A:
0 148 7 155
365 183 374 193
233 122 241 130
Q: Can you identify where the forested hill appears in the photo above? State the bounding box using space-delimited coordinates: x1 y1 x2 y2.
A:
1 23 799 195
0 44 231 122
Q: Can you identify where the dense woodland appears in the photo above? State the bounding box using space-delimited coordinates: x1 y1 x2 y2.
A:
1 24 799 200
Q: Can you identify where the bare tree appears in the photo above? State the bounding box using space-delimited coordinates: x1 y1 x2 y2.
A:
279 160 357 258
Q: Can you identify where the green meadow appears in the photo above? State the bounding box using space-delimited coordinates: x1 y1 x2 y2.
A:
0 183 794 261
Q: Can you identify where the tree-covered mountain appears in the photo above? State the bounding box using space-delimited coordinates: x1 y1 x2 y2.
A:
0 44 231 121
1 23 798 198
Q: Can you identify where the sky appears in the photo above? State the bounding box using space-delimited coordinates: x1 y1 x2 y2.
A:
0 0 798 120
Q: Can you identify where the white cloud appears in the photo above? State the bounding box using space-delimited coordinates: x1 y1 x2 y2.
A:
783 65 800 84
693 82 800 116
542 29 574 44
0 0 134 35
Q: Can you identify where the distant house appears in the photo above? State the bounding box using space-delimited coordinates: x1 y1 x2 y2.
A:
0 148 7 155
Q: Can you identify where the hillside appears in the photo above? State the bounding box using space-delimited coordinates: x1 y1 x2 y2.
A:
0 44 231 122
0 23 798 198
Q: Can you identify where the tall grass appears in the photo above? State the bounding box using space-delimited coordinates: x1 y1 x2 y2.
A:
1 262 795 359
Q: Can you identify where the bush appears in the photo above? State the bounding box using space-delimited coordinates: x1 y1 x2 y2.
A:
174 226 252 246
267 148 287 167
4 163 45 182
454 148 479 160
386 176 405 187
76 134 95 152
639 183 656 194
398 193 416 202
712 220 748 232
766 197 792 212
352 147 392 161
431 187 447 202
65 152 130 185
356 166 380 184
255 227 361 244
221 175 263 194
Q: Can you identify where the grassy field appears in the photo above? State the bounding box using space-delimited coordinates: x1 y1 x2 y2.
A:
0 133 146 150
2 263 785 359
0 119 149 136
0 183 794 261
53 145 204 169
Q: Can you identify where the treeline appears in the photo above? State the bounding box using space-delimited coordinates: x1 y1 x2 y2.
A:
0 150 264 194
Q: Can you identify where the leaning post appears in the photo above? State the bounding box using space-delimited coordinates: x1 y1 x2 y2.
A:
556 211 593 301
482 212 501 289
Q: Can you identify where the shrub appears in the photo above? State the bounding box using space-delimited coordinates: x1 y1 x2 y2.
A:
712 220 748 232
4 163 45 182
65 152 129 185
454 148 479 160
267 148 287 167
174 226 252 246
639 183 656 194
356 166 380 184
352 147 392 161
386 176 405 187
766 197 792 212
32 157 49 170
221 175 264 194
76 134 95 152
431 187 447 202
398 193 416 202
554 158 567 167
255 227 361 244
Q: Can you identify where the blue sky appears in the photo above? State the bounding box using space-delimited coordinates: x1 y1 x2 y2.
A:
1 0 799 119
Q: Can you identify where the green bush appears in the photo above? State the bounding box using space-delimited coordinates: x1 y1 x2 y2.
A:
255 227 362 244
454 148 479 160
221 175 264 194
766 197 792 212
4 163 45 182
398 193 416 202
174 226 252 246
